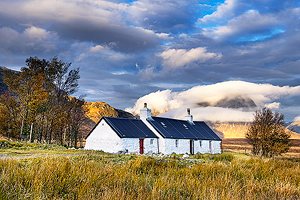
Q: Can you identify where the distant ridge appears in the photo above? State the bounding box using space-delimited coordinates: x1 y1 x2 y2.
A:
287 120 300 134
198 95 257 109
0 66 11 95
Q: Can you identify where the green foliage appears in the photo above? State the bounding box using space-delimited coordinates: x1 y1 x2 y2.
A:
246 107 291 157
0 153 300 199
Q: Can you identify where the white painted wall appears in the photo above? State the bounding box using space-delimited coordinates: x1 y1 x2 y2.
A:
84 119 123 152
164 138 190 154
84 119 159 154
193 140 221 154
212 141 221 154
144 138 159 154
121 138 158 154
141 119 166 154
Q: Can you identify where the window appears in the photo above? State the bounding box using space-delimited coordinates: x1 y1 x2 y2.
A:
199 141 202 147
175 139 179 147
161 122 167 127
183 124 188 129
209 141 212 153
150 139 154 145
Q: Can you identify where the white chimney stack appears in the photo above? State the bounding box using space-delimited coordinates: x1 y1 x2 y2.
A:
185 108 194 124
140 103 152 121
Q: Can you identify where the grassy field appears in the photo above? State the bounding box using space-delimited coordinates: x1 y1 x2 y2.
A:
0 141 300 199
222 138 300 157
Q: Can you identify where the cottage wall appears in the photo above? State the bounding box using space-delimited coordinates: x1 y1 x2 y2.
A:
212 141 222 154
121 138 139 153
84 119 159 154
84 119 122 152
164 139 190 155
193 140 221 154
194 140 207 154
121 138 158 154
143 138 159 154
141 119 166 154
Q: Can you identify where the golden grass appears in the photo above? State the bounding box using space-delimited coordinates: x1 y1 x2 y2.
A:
0 152 300 199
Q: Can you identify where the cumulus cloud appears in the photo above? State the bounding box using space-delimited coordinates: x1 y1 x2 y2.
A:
203 10 280 40
128 0 195 32
199 0 239 24
159 47 222 70
90 45 105 53
0 0 163 53
159 107 255 122
126 81 300 122
0 26 58 53
265 102 281 109
125 89 181 115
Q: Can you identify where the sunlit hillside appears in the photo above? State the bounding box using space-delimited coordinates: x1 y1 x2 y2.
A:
210 122 300 139
83 101 135 124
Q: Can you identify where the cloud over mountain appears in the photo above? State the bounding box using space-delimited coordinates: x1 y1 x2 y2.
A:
1 0 300 121
126 81 300 122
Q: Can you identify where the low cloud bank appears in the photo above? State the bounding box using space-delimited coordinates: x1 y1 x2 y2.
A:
126 81 300 122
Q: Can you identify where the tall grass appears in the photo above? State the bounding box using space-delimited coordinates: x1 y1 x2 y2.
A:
0 153 299 199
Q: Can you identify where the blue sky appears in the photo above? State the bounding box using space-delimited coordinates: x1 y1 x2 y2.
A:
1 0 300 122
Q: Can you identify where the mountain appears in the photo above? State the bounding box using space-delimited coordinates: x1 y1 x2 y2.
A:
0 66 9 95
198 95 257 109
83 101 135 124
81 101 135 138
287 120 300 134
208 121 300 139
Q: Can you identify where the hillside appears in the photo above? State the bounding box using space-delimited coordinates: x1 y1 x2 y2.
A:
81 101 135 137
287 120 300 133
83 101 135 124
208 122 300 139
0 66 9 94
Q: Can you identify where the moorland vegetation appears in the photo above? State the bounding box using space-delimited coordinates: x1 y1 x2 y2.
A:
0 140 299 199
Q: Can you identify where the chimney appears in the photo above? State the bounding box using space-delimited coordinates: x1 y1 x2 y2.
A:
185 108 194 124
140 103 152 121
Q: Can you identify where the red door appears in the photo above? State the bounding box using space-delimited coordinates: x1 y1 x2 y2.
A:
139 139 144 154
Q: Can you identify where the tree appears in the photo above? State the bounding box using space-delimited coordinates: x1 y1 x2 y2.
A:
246 107 290 157
2 56 82 146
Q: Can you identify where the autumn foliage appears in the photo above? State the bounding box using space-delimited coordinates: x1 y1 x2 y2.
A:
246 107 290 157
0 57 85 147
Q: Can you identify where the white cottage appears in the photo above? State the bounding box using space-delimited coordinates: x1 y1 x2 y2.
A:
84 117 159 154
140 104 222 155
85 103 222 155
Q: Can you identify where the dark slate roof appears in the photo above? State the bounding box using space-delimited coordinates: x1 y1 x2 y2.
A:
147 116 221 140
103 117 158 138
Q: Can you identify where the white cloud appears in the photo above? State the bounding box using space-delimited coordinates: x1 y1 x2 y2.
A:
75 53 86 62
126 89 181 115
126 81 300 122
199 0 238 24
159 47 222 70
112 71 127 75
265 102 280 109
0 26 58 53
156 33 173 40
203 10 279 39
136 64 157 81
159 107 254 122
90 45 105 53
